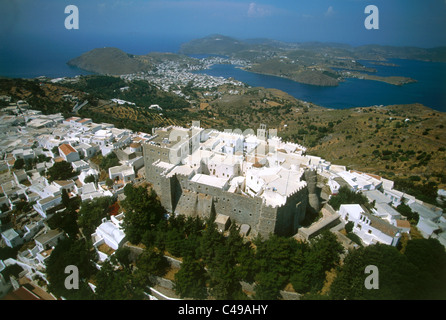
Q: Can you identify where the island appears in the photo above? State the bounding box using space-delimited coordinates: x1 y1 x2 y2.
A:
65 34 441 87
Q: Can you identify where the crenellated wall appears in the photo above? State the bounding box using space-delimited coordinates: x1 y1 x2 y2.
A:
143 141 309 239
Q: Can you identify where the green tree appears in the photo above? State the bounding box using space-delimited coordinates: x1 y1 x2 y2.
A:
45 238 97 299
252 234 301 299
105 177 114 188
121 185 165 244
345 221 354 234
136 248 169 278
51 146 59 156
47 161 75 182
84 174 97 184
329 243 421 300
292 231 343 294
114 247 132 270
165 227 185 258
396 203 419 224
207 225 248 300
13 158 25 170
47 209 79 239
61 189 70 208
403 238 446 299
199 220 225 266
77 197 113 236
100 152 120 171
94 260 144 300
174 257 208 300
328 186 371 211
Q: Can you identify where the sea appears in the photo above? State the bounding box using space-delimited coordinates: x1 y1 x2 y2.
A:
194 59 446 112
1 34 445 112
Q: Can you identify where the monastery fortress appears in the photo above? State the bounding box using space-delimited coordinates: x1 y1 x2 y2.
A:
143 123 326 238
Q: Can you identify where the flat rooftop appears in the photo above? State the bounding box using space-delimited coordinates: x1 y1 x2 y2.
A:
190 173 229 189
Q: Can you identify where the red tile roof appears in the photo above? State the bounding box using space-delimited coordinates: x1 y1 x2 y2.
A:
59 144 77 156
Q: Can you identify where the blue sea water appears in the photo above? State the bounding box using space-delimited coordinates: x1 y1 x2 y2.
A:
0 34 445 112
0 33 188 79
194 59 446 112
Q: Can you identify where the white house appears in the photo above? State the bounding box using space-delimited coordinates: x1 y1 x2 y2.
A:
393 219 411 234
34 229 65 252
1 228 23 248
63 116 82 127
215 131 244 156
58 143 80 163
372 202 401 223
75 142 97 159
80 182 113 201
339 204 401 246
108 165 135 184
416 218 442 239
91 214 126 262
13 170 29 185
52 180 75 194
78 168 99 185
33 195 62 218
207 154 242 180
72 160 90 172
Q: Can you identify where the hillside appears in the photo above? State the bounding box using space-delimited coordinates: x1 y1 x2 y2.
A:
66 37 444 88
187 85 446 197
180 35 446 62
0 78 88 116
67 47 154 75
179 34 255 55
180 35 425 87
2 76 445 204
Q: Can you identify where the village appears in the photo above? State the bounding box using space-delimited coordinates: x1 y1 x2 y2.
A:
120 56 247 99
0 97 445 300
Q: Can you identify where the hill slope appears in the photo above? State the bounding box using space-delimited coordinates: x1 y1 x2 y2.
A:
67 47 154 75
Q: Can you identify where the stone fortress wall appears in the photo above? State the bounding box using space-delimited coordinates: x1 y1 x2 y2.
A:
143 125 312 238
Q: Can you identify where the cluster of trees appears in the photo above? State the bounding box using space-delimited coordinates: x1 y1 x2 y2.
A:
46 161 76 182
120 184 446 300
330 239 446 299
99 152 120 171
13 154 51 171
395 203 419 225
328 186 373 211
66 75 190 111
44 183 446 300
45 190 152 300
120 184 345 300
394 177 439 205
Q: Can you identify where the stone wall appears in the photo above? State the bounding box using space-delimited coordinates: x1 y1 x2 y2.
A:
143 143 309 239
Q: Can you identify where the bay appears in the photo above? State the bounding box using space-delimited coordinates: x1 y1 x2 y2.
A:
193 59 446 112
1 33 445 112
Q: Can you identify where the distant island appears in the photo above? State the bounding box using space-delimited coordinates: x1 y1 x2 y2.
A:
67 35 446 87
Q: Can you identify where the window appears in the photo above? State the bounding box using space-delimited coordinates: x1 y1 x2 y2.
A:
368 230 372 234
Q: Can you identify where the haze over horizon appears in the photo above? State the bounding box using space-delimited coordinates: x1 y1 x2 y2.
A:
1 0 446 52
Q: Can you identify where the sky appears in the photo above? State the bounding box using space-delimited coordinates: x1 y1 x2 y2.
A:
1 0 446 51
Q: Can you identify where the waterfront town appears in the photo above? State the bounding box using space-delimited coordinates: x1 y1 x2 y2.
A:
120 56 248 99
0 97 445 300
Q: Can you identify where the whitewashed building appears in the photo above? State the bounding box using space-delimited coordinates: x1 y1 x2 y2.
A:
339 204 401 246
91 214 126 262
